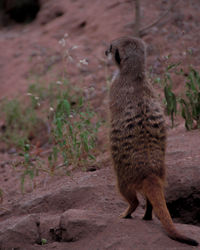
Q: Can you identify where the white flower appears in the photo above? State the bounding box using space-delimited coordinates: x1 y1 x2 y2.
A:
67 56 73 62
56 81 62 85
26 93 32 96
37 103 41 107
79 58 88 65
58 38 66 47
71 45 78 50
35 96 39 100
69 115 73 118
50 107 54 111
64 33 68 38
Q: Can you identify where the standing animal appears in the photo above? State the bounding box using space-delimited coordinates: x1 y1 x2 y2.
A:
106 36 198 246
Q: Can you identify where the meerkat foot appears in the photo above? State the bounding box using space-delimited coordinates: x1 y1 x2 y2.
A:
120 205 135 219
120 212 133 219
122 213 132 219
143 214 152 220
143 198 153 220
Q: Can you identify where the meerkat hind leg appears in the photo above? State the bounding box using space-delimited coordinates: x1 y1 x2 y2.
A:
143 197 153 220
120 189 139 219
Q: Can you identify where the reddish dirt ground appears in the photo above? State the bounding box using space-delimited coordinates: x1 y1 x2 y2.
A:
0 0 200 249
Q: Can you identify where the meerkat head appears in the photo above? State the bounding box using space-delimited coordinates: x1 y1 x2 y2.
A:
105 36 146 78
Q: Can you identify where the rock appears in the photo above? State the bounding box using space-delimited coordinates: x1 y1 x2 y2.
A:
39 216 200 250
0 214 40 249
59 209 108 242
165 128 200 226
14 185 95 215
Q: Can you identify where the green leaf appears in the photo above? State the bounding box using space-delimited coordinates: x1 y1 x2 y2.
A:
164 84 177 127
41 238 47 245
88 154 96 160
63 99 71 116
166 62 181 71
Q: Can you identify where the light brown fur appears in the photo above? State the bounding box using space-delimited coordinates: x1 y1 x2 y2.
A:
106 36 198 246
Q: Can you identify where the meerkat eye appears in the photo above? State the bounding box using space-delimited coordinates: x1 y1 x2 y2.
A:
115 48 121 65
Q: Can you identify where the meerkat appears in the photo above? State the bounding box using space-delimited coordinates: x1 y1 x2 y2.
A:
105 36 198 246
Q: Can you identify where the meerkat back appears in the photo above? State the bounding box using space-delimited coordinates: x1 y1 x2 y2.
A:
105 36 198 246
107 37 165 188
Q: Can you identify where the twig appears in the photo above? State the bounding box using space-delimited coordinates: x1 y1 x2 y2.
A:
0 207 9 211
134 0 141 36
55 163 67 169
139 0 180 36
0 157 38 168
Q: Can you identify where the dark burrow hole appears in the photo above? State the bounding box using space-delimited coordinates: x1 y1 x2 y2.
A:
78 21 87 28
49 227 75 243
49 228 62 242
1 0 41 24
87 166 98 172
54 10 63 18
167 191 200 226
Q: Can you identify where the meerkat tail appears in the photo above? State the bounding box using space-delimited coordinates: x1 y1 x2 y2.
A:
142 176 199 246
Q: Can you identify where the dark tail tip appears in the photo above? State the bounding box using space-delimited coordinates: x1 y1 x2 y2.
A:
186 239 198 247
171 235 199 246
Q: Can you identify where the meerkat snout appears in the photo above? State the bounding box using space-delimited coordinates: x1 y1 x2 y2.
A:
105 44 121 66
105 45 114 62
105 44 112 56
106 51 113 61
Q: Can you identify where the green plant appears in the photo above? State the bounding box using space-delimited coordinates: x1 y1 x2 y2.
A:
162 63 179 128
18 143 40 193
0 99 38 147
49 92 101 173
41 238 47 245
164 83 177 128
0 77 101 191
0 33 102 192
179 67 200 130
154 59 200 130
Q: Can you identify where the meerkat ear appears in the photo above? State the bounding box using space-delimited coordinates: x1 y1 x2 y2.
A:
115 48 121 65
